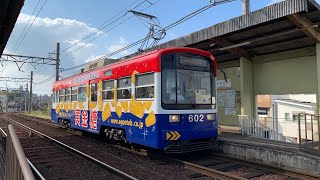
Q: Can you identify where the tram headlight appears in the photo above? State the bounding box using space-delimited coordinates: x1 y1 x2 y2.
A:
169 115 180 123
207 114 215 121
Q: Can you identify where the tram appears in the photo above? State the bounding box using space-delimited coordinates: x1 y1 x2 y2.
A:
52 47 218 153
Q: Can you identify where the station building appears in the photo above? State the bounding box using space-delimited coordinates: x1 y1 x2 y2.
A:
153 0 320 130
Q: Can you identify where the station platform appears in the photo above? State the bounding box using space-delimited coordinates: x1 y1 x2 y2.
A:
219 131 300 153
217 129 320 176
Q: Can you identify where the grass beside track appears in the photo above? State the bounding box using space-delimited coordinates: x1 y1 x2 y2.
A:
25 111 50 119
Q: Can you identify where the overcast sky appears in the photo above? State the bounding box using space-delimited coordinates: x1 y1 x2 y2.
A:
2 0 320 95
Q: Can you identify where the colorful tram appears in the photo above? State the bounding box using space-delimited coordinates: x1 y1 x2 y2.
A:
52 47 218 153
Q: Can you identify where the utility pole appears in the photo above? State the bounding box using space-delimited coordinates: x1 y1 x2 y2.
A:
29 71 33 114
56 42 60 81
25 83 28 113
242 0 250 15
39 94 41 111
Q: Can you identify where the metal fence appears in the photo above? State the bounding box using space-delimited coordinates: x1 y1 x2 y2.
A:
297 113 320 151
238 114 320 152
238 115 293 143
5 124 34 180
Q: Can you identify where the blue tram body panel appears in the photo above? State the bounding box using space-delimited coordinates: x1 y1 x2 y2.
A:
52 109 218 150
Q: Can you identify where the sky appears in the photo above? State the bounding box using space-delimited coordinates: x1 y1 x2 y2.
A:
2 0 320 95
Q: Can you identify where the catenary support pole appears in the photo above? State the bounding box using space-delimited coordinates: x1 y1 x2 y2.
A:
25 83 28 113
56 42 60 81
242 0 250 15
28 71 33 114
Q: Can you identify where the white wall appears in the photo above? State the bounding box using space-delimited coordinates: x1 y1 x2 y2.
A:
274 101 317 142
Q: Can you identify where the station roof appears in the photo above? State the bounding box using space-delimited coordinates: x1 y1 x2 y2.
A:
0 0 24 56
155 0 320 65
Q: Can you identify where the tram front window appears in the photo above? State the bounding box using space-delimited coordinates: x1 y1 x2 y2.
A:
161 54 215 110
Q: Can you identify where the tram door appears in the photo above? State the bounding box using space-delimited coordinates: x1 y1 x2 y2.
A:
89 80 98 125
89 81 98 109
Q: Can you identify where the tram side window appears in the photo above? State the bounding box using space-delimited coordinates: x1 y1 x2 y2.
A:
117 77 131 99
162 69 176 104
55 91 59 103
102 80 114 100
59 89 65 102
136 73 154 99
91 83 98 102
52 92 55 103
65 88 71 102
71 86 78 101
78 86 86 102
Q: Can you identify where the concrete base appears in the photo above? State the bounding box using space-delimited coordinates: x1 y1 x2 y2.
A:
220 138 320 175
220 125 241 133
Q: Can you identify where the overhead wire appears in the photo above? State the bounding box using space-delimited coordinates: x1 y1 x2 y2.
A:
11 0 41 53
57 0 147 54
61 0 236 72
34 75 55 85
61 0 160 59
105 0 238 57
60 1 160 70
13 0 48 54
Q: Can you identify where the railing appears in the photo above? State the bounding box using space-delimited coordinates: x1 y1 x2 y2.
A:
238 115 293 143
297 113 320 152
5 124 35 180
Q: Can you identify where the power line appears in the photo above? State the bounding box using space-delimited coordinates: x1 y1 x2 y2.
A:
12 0 41 53
62 0 160 59
34 75 55 85
57 0 148 54
61 0 236 72
13 0 48 54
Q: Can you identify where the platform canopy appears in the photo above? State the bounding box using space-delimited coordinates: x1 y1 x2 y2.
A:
0 0 24 56
155 0 320 66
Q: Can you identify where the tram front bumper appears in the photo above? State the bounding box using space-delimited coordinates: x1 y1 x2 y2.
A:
162 128 218 153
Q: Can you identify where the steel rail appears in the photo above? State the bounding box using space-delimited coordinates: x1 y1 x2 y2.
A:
18 114 150 157
0 126 45 180
172 158 246 180
3 116 137 180
0 127 7 137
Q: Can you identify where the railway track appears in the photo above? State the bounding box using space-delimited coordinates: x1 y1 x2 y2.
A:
173 151 320 180
2 113 213 180
6 114 237 179
6 113 320 180
0 115 136 180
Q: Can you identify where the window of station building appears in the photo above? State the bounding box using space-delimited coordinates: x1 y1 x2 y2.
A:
293 114 305 121
135 73 154 99
71 87 78 101
102 80 114 100
91 83 98 102
78 85 86 102
285 113 290 121
117 77 131 99
65 88 71 102
59 89 65 102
